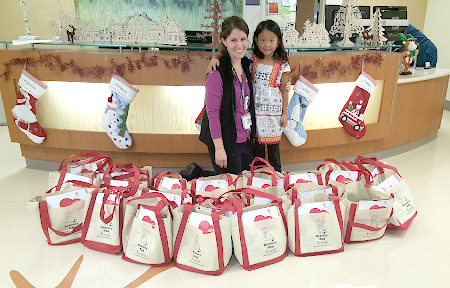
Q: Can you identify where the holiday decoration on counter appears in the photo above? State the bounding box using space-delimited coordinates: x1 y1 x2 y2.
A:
66 25 76 44
49 6 187 46
398 33 419 75
0 51 192 81
17 0 40 41
49 0 73 41
363 8 387 47
338 70 377 139
197 0 225 48
11 70 48 144
101 75 139 149
283 19 331 48
284 75 319 147
329 0 363 47
289 53 384 83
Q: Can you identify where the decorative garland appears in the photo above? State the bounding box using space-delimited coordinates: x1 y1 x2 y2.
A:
0 51 383 82
290 53 384 83
0 50 193 81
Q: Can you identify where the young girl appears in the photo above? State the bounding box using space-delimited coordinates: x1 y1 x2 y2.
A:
208 20 290 172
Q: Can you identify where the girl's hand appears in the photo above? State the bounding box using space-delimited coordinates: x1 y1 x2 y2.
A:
215 148 227 168
207 57 221 74
281 113 288 128
285 81 292 92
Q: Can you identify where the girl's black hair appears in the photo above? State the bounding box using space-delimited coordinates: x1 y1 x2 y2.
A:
252 20 288 62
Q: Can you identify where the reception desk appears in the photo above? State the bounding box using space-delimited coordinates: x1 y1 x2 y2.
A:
0 46 448 168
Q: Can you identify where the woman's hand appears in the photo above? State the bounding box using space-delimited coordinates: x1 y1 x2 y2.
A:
207 57 221 74
215 148 227 168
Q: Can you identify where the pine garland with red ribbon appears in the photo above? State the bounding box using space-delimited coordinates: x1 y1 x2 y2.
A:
0 50 193 81
290 53 384 83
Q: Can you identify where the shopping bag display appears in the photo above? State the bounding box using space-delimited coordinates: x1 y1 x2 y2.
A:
81 188 124 254
354 156 417 230
173 205 232 275
341 181 394 243
28 187 88 245
231 190 288 270
152 171 188 192
287 194 344 256
122 193 173 266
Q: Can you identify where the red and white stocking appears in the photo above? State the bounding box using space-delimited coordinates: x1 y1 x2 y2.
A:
11 70 47 144
338 71 377 139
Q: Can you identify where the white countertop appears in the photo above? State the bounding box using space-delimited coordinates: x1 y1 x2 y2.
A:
397 67 450 84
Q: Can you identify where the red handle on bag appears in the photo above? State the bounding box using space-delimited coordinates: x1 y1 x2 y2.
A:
58 152 113 173
233 195 288 270
249 157 278 175
173 205 225 275
344 203 394 243
137 201 172 265
38 201 83 245
103 163 141 197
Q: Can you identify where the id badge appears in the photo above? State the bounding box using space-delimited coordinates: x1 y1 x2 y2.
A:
242 112 252 130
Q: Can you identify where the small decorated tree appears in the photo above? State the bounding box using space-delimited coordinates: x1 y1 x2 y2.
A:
329 0 363 47
367 8 387 46
197 0 225 48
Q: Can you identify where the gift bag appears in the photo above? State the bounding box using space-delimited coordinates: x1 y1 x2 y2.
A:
81 188 124 254
231 190 288 270
241 157 286 201
48 152 111 190
102 163 143 197
173 205 232 275
190 173 240 204
288 194 344 256
141 187 191 208
284 171 324 189
354 156 417 230
152 171 188 192
122 193 173 266
27 186 89 245
286 182 337 204
341 181 394 244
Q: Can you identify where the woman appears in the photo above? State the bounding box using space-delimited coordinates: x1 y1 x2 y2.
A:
199 16 256 174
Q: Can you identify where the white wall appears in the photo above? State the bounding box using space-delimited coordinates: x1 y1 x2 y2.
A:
423 0 450 101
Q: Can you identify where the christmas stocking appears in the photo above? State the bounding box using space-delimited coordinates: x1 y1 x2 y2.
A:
11 70 48 144
338 71 377 139
284 75 318 147
101 75 139 149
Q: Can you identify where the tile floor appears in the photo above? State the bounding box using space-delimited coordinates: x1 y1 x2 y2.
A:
1 111 450 288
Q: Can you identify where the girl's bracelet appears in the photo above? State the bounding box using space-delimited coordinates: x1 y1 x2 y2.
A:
282 106 288 110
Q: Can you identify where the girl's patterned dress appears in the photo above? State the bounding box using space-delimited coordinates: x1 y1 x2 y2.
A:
251 54 291 144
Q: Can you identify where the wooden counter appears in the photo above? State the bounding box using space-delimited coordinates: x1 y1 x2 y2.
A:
0 47 447 167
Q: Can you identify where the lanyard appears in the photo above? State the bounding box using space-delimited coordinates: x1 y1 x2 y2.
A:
232 66 249 112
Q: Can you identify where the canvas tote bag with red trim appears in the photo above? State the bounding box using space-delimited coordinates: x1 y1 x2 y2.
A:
286 182 337 204
173 205 232 275
231 189 288 270
241 158 286 199
122 193 172 266
354 156 417 230
48 152 112 189
341 181 394 244
27 186 90 245
190 173 237 200
287 194 344 256
81 188 124 254
151 171 188 191
284 170 324 189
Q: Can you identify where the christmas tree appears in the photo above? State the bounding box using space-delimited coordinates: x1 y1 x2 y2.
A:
329 0 363 47
367 8 387 46
196 0 225 48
